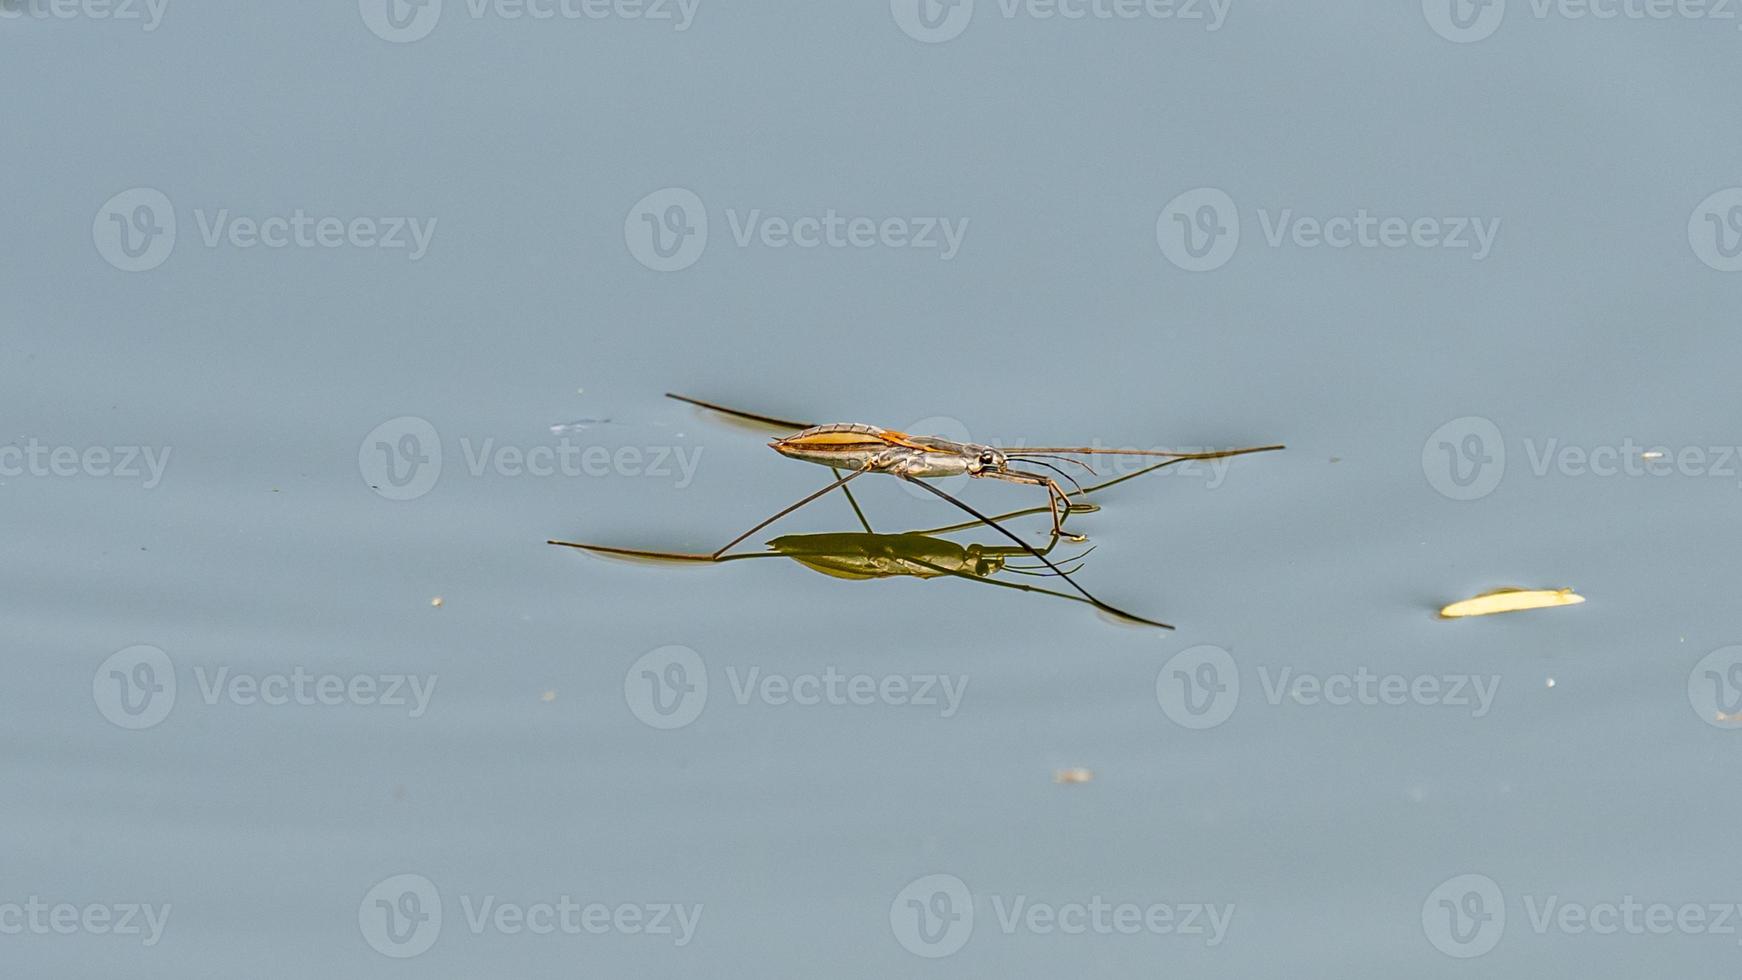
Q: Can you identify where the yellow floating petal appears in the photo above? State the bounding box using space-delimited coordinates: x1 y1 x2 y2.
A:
1439 587 1585 619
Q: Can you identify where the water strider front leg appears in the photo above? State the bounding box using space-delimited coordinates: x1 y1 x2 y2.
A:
991 468 1075 538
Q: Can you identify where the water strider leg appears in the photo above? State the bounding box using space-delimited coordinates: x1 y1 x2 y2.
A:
986 468 1073 538
665 393 815 431
900 474 1172 629
832 467 875 533
548 465 873 562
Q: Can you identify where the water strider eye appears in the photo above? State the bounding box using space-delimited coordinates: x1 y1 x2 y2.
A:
978 451 996 465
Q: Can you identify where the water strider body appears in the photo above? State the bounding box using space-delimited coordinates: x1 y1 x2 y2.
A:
769 424 1001 477
548 393 1285 629
770 417 1274 539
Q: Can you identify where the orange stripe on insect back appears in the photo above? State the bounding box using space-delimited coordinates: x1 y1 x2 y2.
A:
877 430 937 451
784 431 887 448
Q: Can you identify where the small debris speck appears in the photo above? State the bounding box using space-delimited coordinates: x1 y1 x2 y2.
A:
1054 768 1093 784
430 596 444 608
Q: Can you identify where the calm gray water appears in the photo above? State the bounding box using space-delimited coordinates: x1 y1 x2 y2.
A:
5 2 1742 976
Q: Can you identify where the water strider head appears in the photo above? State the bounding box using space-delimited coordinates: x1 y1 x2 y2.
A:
964 445 1008 476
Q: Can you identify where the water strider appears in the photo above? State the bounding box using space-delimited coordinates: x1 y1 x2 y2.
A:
548 393 1284 628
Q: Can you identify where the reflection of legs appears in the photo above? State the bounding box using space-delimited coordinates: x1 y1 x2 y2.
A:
832 467 875 533
547 465 871 562
901 475 1171 629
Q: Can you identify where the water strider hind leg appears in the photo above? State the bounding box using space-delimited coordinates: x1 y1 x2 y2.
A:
547 464 873 561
